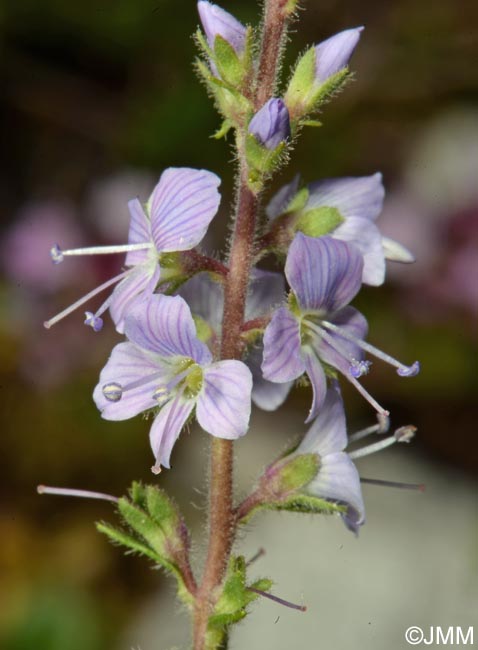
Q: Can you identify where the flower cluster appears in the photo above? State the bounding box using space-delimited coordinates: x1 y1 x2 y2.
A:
45 1 420 534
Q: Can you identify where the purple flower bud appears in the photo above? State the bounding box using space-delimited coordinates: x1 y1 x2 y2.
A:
197 1 246 55
314 27 363 83
248 99 291 150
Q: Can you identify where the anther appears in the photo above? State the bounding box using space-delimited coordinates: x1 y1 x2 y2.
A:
397 361 420 377
84 311 104 332
349 359 372 378
394 425 417 443
103 382 123 402
50 244 64 264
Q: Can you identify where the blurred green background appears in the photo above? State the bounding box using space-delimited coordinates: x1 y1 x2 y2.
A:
1 1 477 648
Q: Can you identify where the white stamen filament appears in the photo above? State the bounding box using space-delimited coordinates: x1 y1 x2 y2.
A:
305 321 389 416
44 269 130 329
360 477 425 491
349 413 390 442
54 242 153 259
348 426 415 460
320 320 419 377
37 485 118 503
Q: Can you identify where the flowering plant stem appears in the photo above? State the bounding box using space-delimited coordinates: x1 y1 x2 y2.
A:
193 2 291 647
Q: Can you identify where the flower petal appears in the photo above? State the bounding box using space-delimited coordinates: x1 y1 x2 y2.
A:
109 263 160 334
307 451 365 532
124 294 212 364
125 198 152 265
149 395 195 469
196 360 252 439
246 269 285 320
262 307 305 382
177 272 224 333
333 217 385 286
266 175 301 221
303 350 327 422
148 168 221 252
93 342 164 420
314 27 363 83
307 173 384 222
247 344 292 411
298 382 347 455
285 234 363 312
318 306 368 375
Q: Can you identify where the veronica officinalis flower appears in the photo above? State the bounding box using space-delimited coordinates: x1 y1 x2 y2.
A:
266 173 414 285
262 234 419 420
292 382 415 533
45 168 221 333
94 294 253 472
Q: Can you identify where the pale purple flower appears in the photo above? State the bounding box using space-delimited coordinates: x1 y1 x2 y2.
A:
296 383 365 532
295 382 415 533
178 270 292 411
314 27 363 84
44 168 221 333
249 99 291 150
93 294 252 472
262 234 419 420
198 1 246 55
267 173 414 286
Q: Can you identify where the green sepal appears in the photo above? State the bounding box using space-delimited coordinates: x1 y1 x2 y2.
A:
295 206 344 237
286 187 309 213
267 494 346 516
208 556 273 634
96 521 162 563
301 119 323 128
193 314 214 344
308 68 351 109
245 133 286 180
213 119 233 139
214 34 244 87
272 453 320 493
284 46 317 113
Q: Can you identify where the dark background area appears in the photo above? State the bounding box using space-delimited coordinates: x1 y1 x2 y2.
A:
0 1 477 648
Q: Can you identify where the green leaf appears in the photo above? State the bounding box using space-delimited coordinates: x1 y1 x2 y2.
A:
295 206 344 237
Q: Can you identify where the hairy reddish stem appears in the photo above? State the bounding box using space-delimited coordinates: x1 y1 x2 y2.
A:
193 2 292 648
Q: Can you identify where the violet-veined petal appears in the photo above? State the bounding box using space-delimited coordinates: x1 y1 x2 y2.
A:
307 173 384 222
246 269 285 320
333 217 385 286
196 361 252 439
298 382 347 455
177 272 224 333
247 344 293 411
314 27 363 83
149 396 195 470
303 350 327 422
266 175 301 221
148 168 221 252
124 294 212 364
307 451 365 533
285 234 363 312
93 342 167 420
109 263 160 334
262 307 305 382
125 198 152 266
317 306 368 374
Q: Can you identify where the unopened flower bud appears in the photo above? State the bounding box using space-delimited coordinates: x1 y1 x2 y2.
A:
197 1 246 55
248 99 291 150
314 27 363 83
